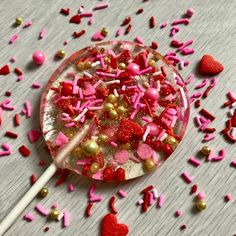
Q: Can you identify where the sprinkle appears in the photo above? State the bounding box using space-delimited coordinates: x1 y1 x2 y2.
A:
63 210 70 227
188 157 202 167
39 28 47 39
35 204 48 216
197 192 205 201
80 12 93 17
10 56 17 63
177 39 194 52
85 203 94 217
135 36 144 44
0 65 10 75
88 17 95 25
152 188 158 199
150 41 158 49
181 172 193 184
93 3 109 11
160 22 168 28
60 8 70 16
23 21 32 28
0 143 11 156
25 100 32 118
14 114 20 126
19 145 30 157
97 71 117 78
136 8 144 14
30 175 37 185
122 17 131 26
186 8 195 17
118 189 127 198
180 224 187 230
175 210 183 217
23 213 35 222
230 160 236 167
0 108 2 125
157 194 165 208
203 133 216 142
140 185 153 194
211 149 226 162
9 34 18 44
116 28 123 37
142 126 150 142
191 184 198 194
125 24 132 35
200 108 216 121
224 194 232 202
32 82 41 89
172 18 190 25
44 227 49 232
74 108 88 121
110 141 118 148
138 199 144 205
28 130 42 143
149 16 155 28
73 30 86 38
109 196 118 214
68 183 75 192
182 48 195 55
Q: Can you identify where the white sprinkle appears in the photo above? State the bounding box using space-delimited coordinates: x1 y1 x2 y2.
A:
74 108 88 121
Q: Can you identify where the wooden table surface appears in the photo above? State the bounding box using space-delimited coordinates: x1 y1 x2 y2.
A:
0 0 236 235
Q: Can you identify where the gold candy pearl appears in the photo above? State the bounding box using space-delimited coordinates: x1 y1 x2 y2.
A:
104 103 114 111
201 146 211 156
84 61 92 69
64 130 74 139
71 146 83 156
148 59 156 67
77 62 85 71
83 140 99 156
57 50 66 58
15 17 23 26
39 187 48 198
90 162 100 173
118 63 126 70
108 94 117 103
121 143 131 150
166 136 177 146
109 109 118 119
144 159 156 172
101 27 108 36
104 56 110 64
97 134 108 143
117 106 127 114
196 201 207 211
50 209 60 220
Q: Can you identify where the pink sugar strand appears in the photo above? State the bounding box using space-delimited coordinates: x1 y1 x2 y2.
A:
35 204 49 216
172 18 189 25
68 183 75 192
186 8 195 17
9 34 18 44
195 79 208 89
23 213 35 222
230 160 236 167
160 22 168 28
63 210 70 227
203 133 216 142
182 48 195 55
93 3 109 10
118 189 127 198
188 157 202 167
185 73 195 85
135 36 144 44
25 100 32 118
149 192 155 206
177 39 194 52
116 28 123 37
157 194 165 208
23 21 32 28
224 194 232 202
80 12 93 17
181 172 193 184
197 192 205 201
39 28 47 39
175 210 183 217
32 82 41 89
211 149 226 162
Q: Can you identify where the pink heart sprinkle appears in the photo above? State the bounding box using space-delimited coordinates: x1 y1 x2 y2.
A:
55 132 69 146
91 31 105 41
137 143 154 160
83 83 96 96
115 149 129 164
28 130 42 143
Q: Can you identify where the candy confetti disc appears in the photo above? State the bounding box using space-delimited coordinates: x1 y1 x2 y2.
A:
40 41 190 181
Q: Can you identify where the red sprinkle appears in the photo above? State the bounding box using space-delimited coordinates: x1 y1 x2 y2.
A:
19 145 31 157
190 184 198 194
150 41 158 49
5 131 18 139
136 8 144 14
55 169 69 186
194 99 201 108
30 174 37 185
125 24 132 35
14 67 23 76
5 91 12 96
142 192 150 213
60 8 70 16
14 114 20 126
44 226 49 232
149 16 155 28
140 185 153 194
109 196 118 214
122 17 131 26
200 108 215 121
85 203 94 217
202 86 213 98
204 127 216 133
73 30 86 38
180 224 187 230
38 160 45 167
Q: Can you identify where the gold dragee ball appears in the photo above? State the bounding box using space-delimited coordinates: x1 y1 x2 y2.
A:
117 106 127 114
84 61 92 69
71 146 83 156
144 159 156 172
90 162 100 173
83 140 99 156
50 209 60 220
196 201 207 211
104 56 110 64
104 103 114 111
201 146 211 156
101 27 108 36
57 50 66 58
108 94 117 103
15 17 23 26
148 59 156 67
166 135 177 146
97 134 108 143
118 63 126 70
77 62 85 71
39 187 48 198
64 129 74 139
109 109 118 119
121 143 131 150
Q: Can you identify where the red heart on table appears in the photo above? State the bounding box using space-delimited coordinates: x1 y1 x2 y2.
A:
0 65 10 75
101 213 129 236
199 55 224 75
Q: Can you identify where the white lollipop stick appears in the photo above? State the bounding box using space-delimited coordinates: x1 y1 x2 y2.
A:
0 122 93 236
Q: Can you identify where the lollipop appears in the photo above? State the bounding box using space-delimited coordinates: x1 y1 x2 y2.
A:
0 41 189 234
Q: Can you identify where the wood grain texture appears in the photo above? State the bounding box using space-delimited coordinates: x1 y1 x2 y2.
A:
0 0 236 235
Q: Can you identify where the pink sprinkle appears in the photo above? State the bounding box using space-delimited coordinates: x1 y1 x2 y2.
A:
175 210 183 217
211 149 226 162
88 17 95 25
138 67 152 75
63 210 70 227
55 132 69 146
197 192 206 201
10 56 17 63
172 18 190 26
185 73 195 85
110 141 118 147
149 192 155 206
23 213 35 222
160 22 168 28
135 36 144 44
51 203 58 208
138 199 144 205
182 48 195 55
28 130 42 143
72 76 79 94
195 79 208 89
188 157 202 167
9 34 18 44
224 194 232 202
93 3 109 10
170 26 180 37
166 55 181 63
39 28 47 39
210 77 218 87
88 184 96 198
90 195 103 203
181 172 193 184
116 28 123 37
68 183 75 192
230 160 236 167
17 75 24 81
203 133 216 142
186 8 195 17
32 82 41 89
118 189 127 198
91 31 105 41
157 194 165 208
35 204 48 216
23 21 32 28
177 39 194 52
25 100 32 118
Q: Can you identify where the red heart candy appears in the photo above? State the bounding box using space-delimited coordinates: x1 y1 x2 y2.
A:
0 65 10 75
101 213 129 236
199 55 224 75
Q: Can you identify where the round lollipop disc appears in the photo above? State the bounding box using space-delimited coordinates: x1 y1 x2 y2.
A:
40 40 190 181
